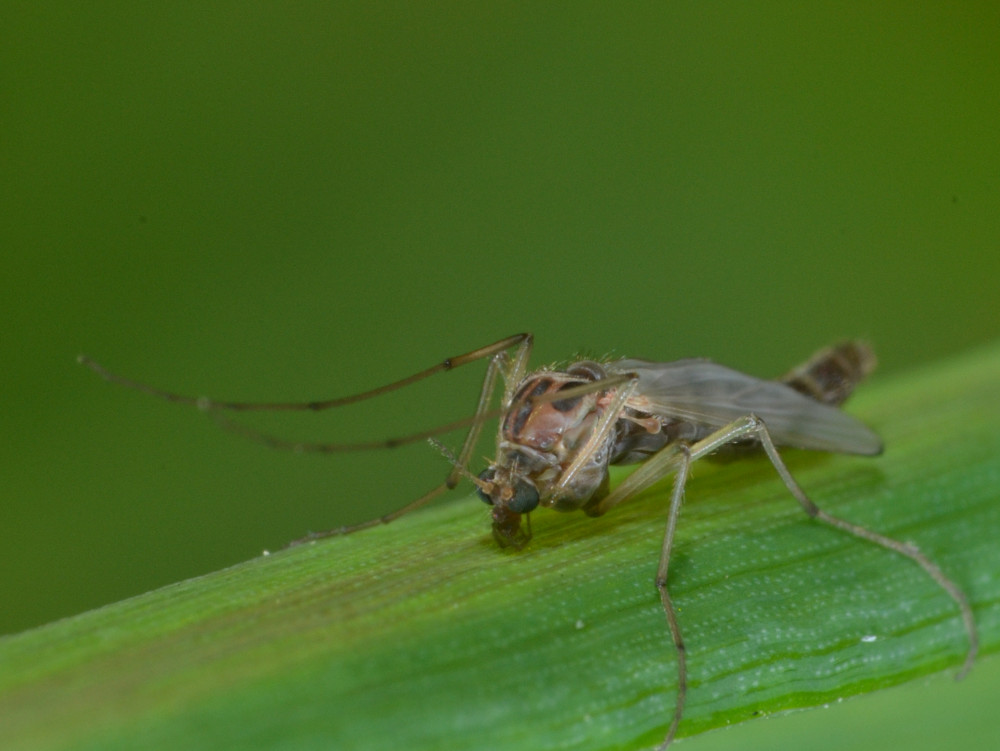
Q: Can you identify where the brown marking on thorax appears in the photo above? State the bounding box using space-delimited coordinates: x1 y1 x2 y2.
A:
503 374 601 456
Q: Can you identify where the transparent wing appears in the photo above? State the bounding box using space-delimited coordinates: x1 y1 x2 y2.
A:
611 358 882 455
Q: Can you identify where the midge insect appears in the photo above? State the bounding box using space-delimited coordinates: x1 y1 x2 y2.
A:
79 334 978 749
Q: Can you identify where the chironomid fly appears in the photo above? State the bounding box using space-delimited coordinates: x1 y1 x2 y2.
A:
79 333 978 749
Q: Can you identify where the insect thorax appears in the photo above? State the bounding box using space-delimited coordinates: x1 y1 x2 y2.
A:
492 370 615 511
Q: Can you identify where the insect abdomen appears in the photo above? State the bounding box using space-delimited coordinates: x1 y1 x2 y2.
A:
781 341 877 406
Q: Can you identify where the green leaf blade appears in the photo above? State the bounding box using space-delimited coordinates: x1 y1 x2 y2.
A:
2 342 998 751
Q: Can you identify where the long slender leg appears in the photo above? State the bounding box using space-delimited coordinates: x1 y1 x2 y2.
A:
283 348 521 544
81 335 535 543
655 444 691 751
204 337 535 459
586 414 975 748
79 335 532 453
752 420 978 677
78 333 531 412
452 335 533 487
500 332 535 407
289 483 449 545
599 422 760 749
205 404 507 453
287 335 532 542
656 415 975 674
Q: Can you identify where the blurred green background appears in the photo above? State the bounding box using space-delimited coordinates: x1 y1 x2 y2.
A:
3 3 997 749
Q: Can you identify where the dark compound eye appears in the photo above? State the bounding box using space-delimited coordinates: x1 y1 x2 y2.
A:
476 469 539 513
476 468 496 505
508 478 540 514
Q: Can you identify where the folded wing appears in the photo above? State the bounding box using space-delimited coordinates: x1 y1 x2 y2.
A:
612 358 882 455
